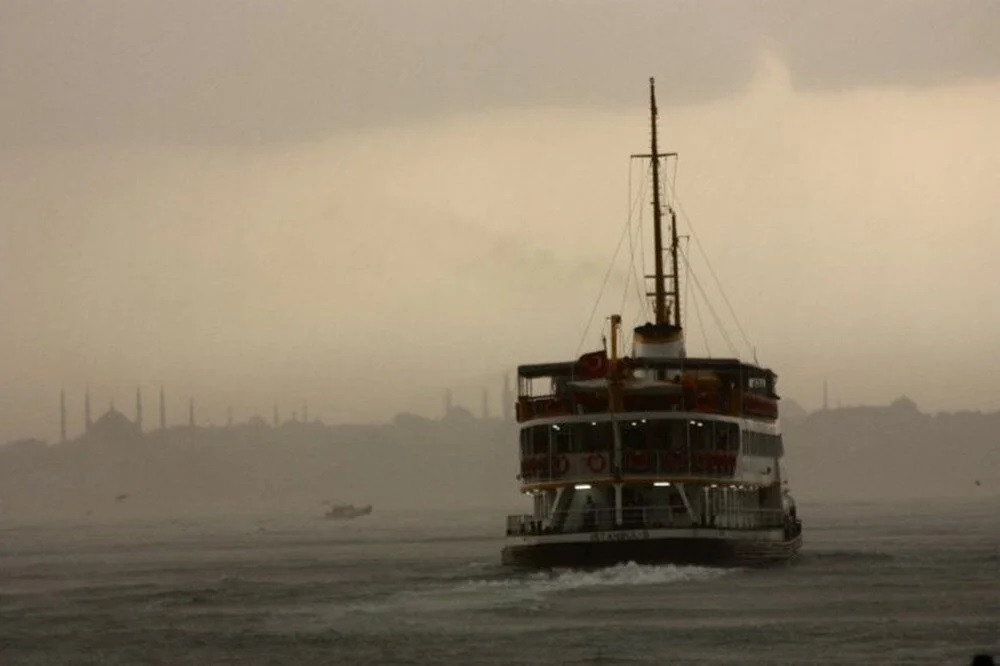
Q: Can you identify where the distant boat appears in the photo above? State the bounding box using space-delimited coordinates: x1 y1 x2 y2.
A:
323 503 373 520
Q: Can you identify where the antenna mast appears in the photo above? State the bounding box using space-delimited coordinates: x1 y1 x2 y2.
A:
649 79 667 324
639 77 681 327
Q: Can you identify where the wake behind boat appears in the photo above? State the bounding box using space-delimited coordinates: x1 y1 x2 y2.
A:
502 78 802 568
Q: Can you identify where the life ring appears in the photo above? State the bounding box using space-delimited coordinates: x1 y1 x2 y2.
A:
587 453 607 473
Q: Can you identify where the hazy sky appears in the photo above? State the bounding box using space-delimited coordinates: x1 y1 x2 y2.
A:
2 1 999 442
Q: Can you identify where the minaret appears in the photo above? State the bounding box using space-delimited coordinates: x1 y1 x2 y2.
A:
273 402 279 427
303 401 308 423
84 388 92 432
823 380 829 411
501 373 513 422
481 389 489 419
227 406 233 427
159 386 166 430
188 398 195 428
60 389 67 443
135 387 143 432
444 389 453 416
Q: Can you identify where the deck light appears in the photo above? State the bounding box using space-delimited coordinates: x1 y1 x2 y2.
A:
574 484 592 490
654 482 672 487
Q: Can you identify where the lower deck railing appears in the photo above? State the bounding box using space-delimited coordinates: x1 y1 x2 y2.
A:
519 449 739 482
506 506 790 537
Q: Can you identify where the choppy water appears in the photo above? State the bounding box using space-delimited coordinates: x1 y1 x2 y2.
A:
2 499 997 664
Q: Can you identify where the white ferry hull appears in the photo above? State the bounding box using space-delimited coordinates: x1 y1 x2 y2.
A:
501 528 802 568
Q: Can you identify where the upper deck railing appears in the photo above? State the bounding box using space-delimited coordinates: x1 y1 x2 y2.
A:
516 357 779 422
516 391 777 422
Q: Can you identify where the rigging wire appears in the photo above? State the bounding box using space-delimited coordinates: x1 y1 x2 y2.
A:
637 166 649 321
576 163 650 356
680 244 739 357
683 239 711 356
622 162 650 325
667 175 756 360
575 222 629 356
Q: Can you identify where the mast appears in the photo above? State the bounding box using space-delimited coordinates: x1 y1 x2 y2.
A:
643 77 681 328
670 207 681 328
649 78 667 325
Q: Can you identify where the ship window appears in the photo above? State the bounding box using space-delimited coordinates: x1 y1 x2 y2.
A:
688 420 712 452
715 422 738 451
553 424 572 454
562 424 585 453
740 431 783 457
622 420 647 450
643 420 685 450
580 421 613 452
644 420 668 449
666 421 686 450
523 426 549 455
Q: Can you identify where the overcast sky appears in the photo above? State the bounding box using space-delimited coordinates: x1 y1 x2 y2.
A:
2 1 999 441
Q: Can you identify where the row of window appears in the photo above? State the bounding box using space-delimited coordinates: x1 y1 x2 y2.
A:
742 431 784 457
518 420 743 456
519 421 783 458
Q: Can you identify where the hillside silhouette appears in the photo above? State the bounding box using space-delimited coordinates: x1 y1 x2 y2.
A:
0 398 996 520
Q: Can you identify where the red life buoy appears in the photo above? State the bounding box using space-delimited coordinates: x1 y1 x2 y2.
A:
587 453 607 473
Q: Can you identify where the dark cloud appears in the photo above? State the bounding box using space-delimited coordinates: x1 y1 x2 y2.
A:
1 0 997 145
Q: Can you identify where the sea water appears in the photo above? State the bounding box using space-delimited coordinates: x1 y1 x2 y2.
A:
2 499 997 664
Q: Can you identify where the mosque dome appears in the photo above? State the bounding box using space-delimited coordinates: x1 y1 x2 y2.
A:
87 407 140 442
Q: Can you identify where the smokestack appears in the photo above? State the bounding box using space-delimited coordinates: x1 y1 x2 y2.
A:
60 389 66 443
135 387 143 432
85 388 92 432
159 386 166 430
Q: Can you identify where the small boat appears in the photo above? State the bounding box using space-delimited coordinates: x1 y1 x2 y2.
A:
501 78 802 568
323 503 373 520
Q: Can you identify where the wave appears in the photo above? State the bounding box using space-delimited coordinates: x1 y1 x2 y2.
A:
342 562 731 617
799 550 895 564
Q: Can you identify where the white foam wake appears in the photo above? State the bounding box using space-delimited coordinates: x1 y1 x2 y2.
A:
346 562 731 617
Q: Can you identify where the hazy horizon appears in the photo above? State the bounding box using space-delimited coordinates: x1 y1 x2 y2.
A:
3 1 999 443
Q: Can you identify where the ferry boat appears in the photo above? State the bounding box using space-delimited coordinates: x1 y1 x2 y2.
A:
501 79 802 568
323 503 373 520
